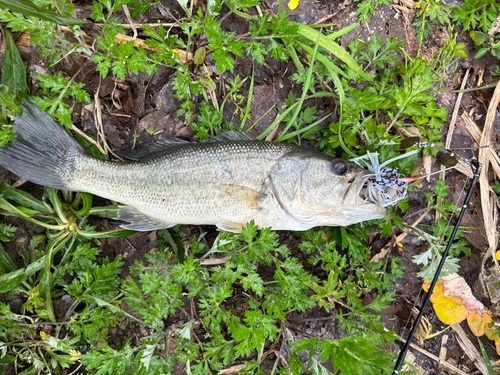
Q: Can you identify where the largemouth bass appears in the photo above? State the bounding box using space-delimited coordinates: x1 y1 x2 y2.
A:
0 100 399 232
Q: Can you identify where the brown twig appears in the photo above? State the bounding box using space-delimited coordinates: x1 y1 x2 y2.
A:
71 124 106 155
452 324 490 375
270 329 288 375
392 330 469 375
122 5 137 40
460 112 500 179
435 69 471 229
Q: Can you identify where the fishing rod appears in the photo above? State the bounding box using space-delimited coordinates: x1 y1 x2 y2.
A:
392 156 482 374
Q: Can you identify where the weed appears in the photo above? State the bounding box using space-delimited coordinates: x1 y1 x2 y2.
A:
413 0 500 60
354 0 392 23
318 31 465 161
451 0 500 34
411 180 471 280
74 222 406 374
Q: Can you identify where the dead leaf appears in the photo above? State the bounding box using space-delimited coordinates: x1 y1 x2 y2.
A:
467 311 490 336
424 281 470 325
441 273 485 312
113 34 192 63
484 315 500 341
424 274 499 335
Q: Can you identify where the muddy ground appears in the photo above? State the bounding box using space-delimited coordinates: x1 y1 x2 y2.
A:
1 0 500 374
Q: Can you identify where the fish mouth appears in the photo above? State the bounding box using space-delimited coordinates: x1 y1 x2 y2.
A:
342 175 378 207
353 169 409 208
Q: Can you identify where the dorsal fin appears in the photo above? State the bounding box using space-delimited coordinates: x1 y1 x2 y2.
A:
201 130 256 143
117 131 257 161
116 135 190 161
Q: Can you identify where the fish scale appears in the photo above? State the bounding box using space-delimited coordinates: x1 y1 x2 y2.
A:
70 142 292 224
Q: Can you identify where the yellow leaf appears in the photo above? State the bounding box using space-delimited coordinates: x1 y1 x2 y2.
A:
425 281 469 325
495 339 500 356
289 0 299 10
496 250 500 260
431 293 469 324
485 316 500 340
467 311 491 337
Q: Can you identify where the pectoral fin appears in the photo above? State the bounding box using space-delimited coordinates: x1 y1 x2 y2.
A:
216 185 265 210
117 206 174 231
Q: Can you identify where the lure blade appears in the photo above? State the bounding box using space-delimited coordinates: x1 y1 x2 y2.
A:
398 137 420 150
435 151 459 167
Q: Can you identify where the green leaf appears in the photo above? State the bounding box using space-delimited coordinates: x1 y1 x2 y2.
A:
309 358 334 375
240 273 265 297
434 180 449 201
0 0 86 25
71 192 93 217
0 243 16 272
139 343 156 371
475 47 489 58
0 223 17 243
319 335 397 374
177 320 195 339
129 0 151 18
0 255 45 292
1 28 28 95
0 181 52 214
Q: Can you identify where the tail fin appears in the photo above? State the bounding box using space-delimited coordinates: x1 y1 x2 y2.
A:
0 99 85 190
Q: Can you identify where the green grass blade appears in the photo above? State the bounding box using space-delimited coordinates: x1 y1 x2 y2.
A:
0 255 46 293
0 0 86 25
285 41 305 72
0 181 53 214
297 41 348 87
76 228 138 238
240 65 255 130
0 243 16 272
478 338 495 375
277 114 330 142
296 23 372 83
276 28 322 141
87 205 121 218
324 23 358 40
40 233 71 322
0 196 65 230
71 192 93 217
257 92 336 141
246 104 276 133
46 188 68 224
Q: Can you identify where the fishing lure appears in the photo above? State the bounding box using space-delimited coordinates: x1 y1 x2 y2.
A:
351 150 419 207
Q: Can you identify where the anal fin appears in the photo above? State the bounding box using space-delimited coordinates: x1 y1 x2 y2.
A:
117 205 174 231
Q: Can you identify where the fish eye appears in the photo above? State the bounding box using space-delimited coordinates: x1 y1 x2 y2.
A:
332 161 348 175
